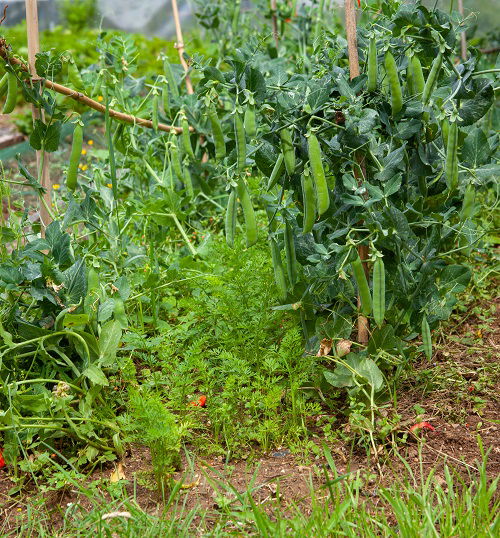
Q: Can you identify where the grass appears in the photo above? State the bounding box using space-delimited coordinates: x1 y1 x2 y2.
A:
2 446 498 537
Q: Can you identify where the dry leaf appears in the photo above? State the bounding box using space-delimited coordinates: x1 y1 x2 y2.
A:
101 511 132 521
336 339 352 357
109 462 126 483
316 338 333 357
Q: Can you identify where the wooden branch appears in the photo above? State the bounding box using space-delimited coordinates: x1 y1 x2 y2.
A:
25 0 51 232
345 0 369 344
271 0 279 49
0 42 189 134
457 0 467 61
171 0 193 94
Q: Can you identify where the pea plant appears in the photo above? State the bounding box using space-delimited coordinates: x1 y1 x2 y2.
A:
0 0 497 466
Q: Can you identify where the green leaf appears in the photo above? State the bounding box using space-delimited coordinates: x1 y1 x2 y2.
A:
44 122 62 152
458 80 494 126
462 128 490 167
82 364 109 386
439 264 471 295
98 320 122 367
324 353 384 391
63 314 89 328
63 259 87 303
45 221 72 267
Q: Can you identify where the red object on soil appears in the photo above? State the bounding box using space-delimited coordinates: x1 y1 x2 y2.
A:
190 395 207 408
409 421 436 433
0 449 5 469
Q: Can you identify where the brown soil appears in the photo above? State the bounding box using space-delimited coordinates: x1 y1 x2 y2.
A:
1 287 498 533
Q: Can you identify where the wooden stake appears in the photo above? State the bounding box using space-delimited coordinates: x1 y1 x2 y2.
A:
25 0 51 232
457 0 467 61
171 0 193 94
345 0 369 344
271 0 279 49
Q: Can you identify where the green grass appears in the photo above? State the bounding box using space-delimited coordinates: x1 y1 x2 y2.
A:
3 447 498 537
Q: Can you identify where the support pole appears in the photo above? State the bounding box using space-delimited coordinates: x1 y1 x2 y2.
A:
345 0 369 344
171 0 193 94
270 0 279 49
457 0 467 61
25 0 51 232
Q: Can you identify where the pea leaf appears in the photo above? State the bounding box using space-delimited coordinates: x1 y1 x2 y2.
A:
98 320 122 367
462 128 490 167
82 364 109 386
458 79 494 126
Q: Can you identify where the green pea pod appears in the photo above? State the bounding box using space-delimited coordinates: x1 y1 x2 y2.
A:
208 106 226 160
410 55 425 99
66 123 83 191
68 59 85 90
284 221 298 286
0 73 9 98
183 166 194 198
181 115 195 159
421 315 432 359
280 128 295 175
384 51 402 116
84 268 100 314
460 183 475 221
237 179 257 247
162 85 170 117
164 58 179 99
244 105 256 138
367 38 377 92
266 153 285 191
113 123 127 154
269 238 287 302
113 298 128 329
445 121 458 192
152 94 159 132
441 119 449 149
372 257 385 328
351 253 372 316
91 72 102 98
2 72 17 114
422 52 442 105
170 140 183 180
301 173 316 234
234 112 246 173
225 189 237 248
308 133 329 215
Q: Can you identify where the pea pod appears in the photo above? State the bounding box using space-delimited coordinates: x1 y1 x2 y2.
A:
170 140 183 180
91 72 102 98
68 59 85 91
351 252 372 316
66 123 83 191
445 121 458 192
225 189 237 248
441 119 449 149
301 173 316 234
280 128 295 175
113 123 127 155
181 115 195 159
367 37 377 92
372 257 385 328
183 167 194 198
84 268 100 314
237 179 257 247
269 238 287 302
2 72 17 114
162 85 170 117
0 73 9 98
152 93 159 132
244 105 256 138
266 153 285 191
164 58 179 99
208 106 226 160
284 221 298 286
410 55 425 98
384 51 402 116
113 298 128 328
421 315 432 359
308 133 329 215
234 112 246 173
422 52 442 105
460 183 475 221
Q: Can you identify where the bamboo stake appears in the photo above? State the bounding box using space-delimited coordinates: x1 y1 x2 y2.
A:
171 0 193 94
0 44 189 134
345 0 369 344
457 0 467 61
270 0 279 49
25 0 51 232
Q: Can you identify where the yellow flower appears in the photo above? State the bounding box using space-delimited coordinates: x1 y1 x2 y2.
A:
106 183 112 188
52 183 60 190
81 149 87 155
81 164 88 171
97 96 104 102
88 140 94 145
78 164 83 169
